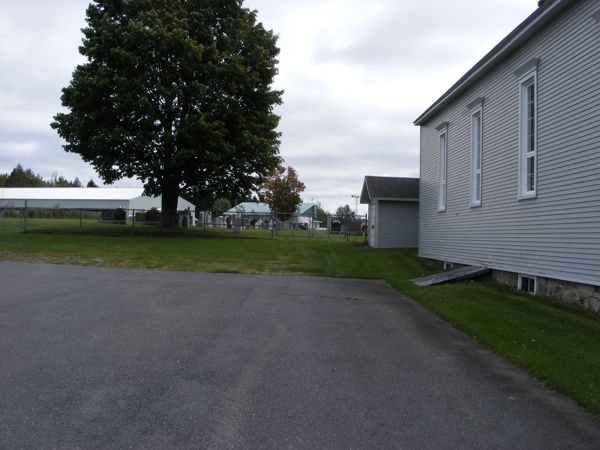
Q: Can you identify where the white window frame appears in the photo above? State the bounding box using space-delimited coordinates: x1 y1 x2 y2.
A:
518 274 537 295
437 127 448 212
518 69 537 199
470 106 483 207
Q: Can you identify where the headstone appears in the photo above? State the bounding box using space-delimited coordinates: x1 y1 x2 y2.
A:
233 218 242 234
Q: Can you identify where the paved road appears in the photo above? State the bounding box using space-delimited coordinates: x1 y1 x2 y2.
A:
1 262 599 448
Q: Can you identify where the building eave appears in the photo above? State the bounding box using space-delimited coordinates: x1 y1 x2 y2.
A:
413 0 576 126
360 177 371 204
371 197 419 202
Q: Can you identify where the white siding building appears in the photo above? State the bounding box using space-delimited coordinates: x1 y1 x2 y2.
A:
414 0 600 311
0 187 195 212
360 176 419 248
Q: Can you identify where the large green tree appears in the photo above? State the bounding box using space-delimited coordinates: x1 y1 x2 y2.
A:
52 0 282 226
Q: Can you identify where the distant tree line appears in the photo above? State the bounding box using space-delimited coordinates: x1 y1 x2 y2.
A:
0 164 98 188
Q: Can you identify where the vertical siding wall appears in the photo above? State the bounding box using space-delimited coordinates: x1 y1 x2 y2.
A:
378 202 419 248
419 0 600 286
368 201 378 247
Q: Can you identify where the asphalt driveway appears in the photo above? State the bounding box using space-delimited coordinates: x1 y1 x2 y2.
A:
1 261 599 448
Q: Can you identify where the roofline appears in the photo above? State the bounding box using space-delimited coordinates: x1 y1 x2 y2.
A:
361 175 420 203
371 197 419 202
360 176 371 204
413 0 576 126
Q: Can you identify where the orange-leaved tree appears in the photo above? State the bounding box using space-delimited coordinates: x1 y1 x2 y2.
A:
259 165 305 219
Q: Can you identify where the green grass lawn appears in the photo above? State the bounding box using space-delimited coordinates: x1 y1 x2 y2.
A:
1 225 600 416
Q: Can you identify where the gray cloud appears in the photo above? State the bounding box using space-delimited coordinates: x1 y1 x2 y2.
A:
312 0 535 70
1 0 539 212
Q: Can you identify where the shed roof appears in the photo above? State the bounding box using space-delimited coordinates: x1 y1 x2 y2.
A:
0 187 145 201
413 0 574 125
360 176 419 204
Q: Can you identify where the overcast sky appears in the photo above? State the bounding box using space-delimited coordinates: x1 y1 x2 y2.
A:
0 0 538 213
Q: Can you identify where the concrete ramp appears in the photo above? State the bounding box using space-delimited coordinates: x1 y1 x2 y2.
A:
413 266 490 287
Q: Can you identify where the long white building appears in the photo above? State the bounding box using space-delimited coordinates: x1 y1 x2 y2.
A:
0 187 195 212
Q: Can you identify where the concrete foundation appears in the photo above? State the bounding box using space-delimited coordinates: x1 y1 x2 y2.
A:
491 270 600 316
423 257 600 316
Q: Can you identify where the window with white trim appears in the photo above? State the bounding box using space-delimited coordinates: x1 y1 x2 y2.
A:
518 274 537 294
470 108 482 206
519 71 537 198
438 130 447 211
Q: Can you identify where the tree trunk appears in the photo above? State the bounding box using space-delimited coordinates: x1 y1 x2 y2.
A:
161 186 180 228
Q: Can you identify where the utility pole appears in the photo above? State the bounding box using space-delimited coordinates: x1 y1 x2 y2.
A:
351 194 359 215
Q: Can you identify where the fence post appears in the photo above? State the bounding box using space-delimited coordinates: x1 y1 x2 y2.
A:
80 209 83 232
271 211 275 240
131 209 135 235
23 200 28 232
345 214 349 241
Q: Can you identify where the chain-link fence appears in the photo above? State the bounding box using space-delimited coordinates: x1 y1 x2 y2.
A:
196 210 367 240
0 207 24 231
326 214 367 240
0 206 196 234
1 205 367 241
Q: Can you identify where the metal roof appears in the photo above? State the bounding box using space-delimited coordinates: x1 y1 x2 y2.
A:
414 0 575 126
0 187 146 201
360 176 419 204
226 202 272 215
225 202 317 216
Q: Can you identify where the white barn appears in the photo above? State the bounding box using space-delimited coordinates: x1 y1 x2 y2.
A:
0 187 195 213
360 176 419 248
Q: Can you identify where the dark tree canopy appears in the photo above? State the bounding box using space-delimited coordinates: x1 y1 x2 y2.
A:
0 164 82 187
52 0 282 226
315 201 328 224
49 173 82 187
335 204 355 219
86 179 99 188
211 197 232 216
3 164 46 187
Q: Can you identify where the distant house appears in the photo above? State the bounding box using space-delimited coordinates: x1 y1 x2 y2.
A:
225 202 272 218
290 203 319 229
0 187 195 213
414 0 600 310
360 176 419 248
224 202 319 229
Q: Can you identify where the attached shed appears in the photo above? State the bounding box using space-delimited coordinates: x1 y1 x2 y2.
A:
0 187 195 213
360 176 419 248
